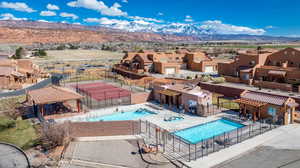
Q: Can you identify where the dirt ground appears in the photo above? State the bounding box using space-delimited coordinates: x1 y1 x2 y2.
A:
44 50 124 60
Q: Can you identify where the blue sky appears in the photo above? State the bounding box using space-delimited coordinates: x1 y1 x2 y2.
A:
0 0 299 36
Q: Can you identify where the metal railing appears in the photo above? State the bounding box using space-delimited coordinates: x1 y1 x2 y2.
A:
139 117 279 162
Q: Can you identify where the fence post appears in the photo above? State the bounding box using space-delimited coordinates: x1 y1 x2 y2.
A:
179 137 181 152
249 125 251 137
173 135 175 152
195 144 197 160
237 128 239 143
213 136 215 152
201 141 204 157
139 120 141 134
260 120 262 134
223 133 226 148
189 143 191 162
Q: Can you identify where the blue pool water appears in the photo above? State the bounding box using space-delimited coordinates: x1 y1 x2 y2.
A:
86 108 156 122
174 119 244 144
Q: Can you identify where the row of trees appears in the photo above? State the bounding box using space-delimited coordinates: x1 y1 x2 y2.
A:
11 47 47 59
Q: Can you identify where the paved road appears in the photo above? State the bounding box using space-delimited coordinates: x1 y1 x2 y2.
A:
216 124 300 168
0 143 30 168
61 140 176 168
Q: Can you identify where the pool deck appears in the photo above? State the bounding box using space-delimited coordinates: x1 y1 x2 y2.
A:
183 124 299 168
56 102 233 132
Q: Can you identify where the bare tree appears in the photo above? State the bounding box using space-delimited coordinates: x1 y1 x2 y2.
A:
40 122 71 150
2 98 21 120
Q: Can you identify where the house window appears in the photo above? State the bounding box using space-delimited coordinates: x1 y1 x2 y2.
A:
268 107 277 117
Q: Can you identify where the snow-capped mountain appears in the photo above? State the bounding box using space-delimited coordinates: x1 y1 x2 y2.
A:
99 22 218 36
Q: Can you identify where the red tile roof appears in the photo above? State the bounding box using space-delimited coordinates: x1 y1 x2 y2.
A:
241 91 288 106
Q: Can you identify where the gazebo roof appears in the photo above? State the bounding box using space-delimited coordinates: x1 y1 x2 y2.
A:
27 86 83 105
235 98 267 107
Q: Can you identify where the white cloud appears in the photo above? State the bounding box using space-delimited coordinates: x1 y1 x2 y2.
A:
185 15 193 22
121 0 128 3
265 25 277 29
60 12 79 20
83 17 266 36
67 0 127 16
0 2 36 13
37 19 51 23
0 13 27 20
84 17 129 25
47 4 60 10
200 20 265 35
157 12 164 16
133 19 150 25
128 16 163 23
40 11 56 16
73 22 81 25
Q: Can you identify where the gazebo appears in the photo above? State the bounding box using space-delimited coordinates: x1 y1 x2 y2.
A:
25 86 84 118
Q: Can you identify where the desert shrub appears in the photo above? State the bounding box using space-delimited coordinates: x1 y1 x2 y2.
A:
56 45 66 50
200 76 211 82
33 49 47 57
40 122 70 150
212 77 225 84
186 76 192 80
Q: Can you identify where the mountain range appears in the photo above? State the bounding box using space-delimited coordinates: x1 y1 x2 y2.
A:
0 20 299 44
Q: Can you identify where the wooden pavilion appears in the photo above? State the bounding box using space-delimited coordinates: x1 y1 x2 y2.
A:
25 86 84 118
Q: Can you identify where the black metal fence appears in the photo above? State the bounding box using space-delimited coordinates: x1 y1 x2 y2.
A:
139 117 278 162
76 88 131 109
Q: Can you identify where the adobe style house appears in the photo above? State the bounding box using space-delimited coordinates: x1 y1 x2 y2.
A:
218 48 300 92
218 49 275 85
0 59 45 90
235 90 298 125
114 49 219 78
153 83 213 116
254 48 300 92
186 52 222 73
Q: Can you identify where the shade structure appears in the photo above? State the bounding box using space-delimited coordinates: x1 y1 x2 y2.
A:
157 89 181 97
27 86 83 105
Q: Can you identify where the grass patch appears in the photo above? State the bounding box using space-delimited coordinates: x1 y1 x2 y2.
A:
0 95 26 111
212 94 240 110
0 116 40 150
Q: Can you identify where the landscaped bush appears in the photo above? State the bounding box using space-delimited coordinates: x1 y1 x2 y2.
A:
0 117 16 130
212 77 226 84
200 76 211 82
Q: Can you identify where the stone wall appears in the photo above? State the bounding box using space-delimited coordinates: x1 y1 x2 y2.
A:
253 80 293 92
224 76 240 83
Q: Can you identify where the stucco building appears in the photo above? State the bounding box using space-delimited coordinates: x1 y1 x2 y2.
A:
0 59 45 90
235 90 298 125
218 48 300 92
152 83 213 116
114 49 219 78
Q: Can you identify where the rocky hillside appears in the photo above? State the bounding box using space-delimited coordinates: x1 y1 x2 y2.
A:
0 20 198 44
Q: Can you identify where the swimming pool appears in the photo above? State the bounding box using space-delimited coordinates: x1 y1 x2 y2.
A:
174 119 244 144
86 108 156 122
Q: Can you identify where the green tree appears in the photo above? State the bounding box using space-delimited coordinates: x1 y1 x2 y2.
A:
33 49 47 57
13 47 25 59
